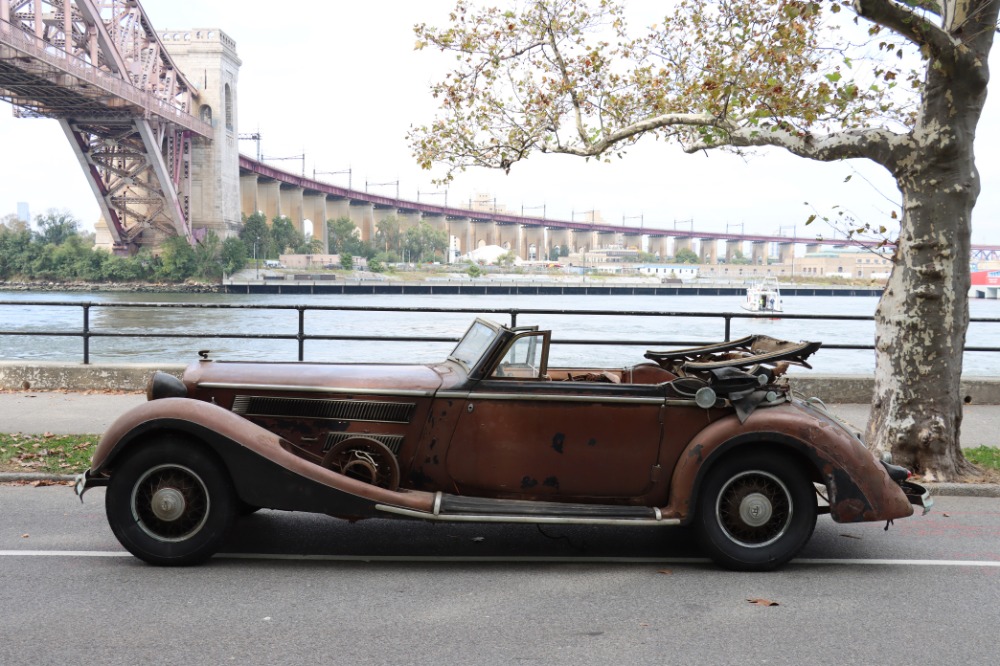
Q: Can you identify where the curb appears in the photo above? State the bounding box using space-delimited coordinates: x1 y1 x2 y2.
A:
2 473 998 498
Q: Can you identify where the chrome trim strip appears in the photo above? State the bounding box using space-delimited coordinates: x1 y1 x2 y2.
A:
375 504 679 527
654 507 662 521
433 492 443 516
197 382 435 398
436 391 665 405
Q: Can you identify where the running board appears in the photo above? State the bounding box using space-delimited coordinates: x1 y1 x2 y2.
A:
376 492 678 527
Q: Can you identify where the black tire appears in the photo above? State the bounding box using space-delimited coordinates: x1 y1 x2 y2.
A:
694 451 816 571
105 438 236 566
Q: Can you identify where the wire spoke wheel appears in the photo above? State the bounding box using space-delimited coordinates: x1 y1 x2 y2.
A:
695 452 816 571
106 438 236 566
131 464 210 542
716 471 792 548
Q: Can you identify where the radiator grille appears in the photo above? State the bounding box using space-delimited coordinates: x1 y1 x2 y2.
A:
321 433 405 454
232 395 415 423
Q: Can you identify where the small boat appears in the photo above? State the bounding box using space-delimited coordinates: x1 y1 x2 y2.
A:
742 276 783 314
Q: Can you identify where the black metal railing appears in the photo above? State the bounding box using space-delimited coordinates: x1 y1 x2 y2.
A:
2 300 999 364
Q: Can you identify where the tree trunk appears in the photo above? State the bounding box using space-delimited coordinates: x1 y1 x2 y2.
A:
866 172 978 480
864 0 1000 480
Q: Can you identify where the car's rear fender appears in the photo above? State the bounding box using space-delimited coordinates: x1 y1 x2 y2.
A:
663 406 914 524
90 398 436 518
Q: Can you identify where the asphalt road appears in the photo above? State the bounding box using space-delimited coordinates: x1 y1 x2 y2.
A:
2 486 999 666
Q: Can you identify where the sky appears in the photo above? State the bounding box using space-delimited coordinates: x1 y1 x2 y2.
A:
2 0 999 245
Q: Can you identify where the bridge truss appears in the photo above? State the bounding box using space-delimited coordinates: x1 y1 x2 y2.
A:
0 0 211 251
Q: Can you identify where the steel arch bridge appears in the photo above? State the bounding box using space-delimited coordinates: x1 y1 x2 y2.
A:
0 0 211 251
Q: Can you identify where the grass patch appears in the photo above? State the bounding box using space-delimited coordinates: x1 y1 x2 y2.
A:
0 433 95 474
964 446 1000 471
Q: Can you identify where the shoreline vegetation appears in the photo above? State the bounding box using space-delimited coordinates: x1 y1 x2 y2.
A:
2 210 890 295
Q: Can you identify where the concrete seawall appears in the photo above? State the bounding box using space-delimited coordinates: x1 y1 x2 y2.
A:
3 361 1000 404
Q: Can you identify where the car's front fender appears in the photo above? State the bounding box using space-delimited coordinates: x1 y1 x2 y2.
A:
86 398 436 518
663 402 914 524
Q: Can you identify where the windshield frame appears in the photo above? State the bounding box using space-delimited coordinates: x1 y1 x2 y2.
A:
448 319 504 372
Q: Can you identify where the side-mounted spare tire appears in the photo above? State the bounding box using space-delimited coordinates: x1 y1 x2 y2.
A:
105 436 237 566
694 450 817 571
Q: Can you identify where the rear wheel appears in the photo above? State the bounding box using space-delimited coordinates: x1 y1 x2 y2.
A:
105 438 236 566
694 452 816 571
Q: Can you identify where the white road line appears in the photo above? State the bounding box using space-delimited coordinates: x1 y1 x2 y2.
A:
2 550 1000 566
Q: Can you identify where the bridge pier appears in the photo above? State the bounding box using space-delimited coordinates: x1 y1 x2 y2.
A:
751 241 769 265
257 180 280 221
495 224 520 254
725 240 743 262
304 193 328 250
524 226 544 260
549 227 573 257
349 201 375 243
699 238 718 264
673 237 692 258
281 186 305 236
778 242 795 266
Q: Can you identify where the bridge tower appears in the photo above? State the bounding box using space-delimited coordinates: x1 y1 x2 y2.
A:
155 29 242 241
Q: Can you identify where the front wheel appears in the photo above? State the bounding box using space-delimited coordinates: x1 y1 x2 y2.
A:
694 452 816 571
105 438 236 566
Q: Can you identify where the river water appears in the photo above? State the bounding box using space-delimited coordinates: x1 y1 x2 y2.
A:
2 290 999 375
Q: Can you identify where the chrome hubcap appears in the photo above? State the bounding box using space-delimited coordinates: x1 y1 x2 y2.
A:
150 487 186 522
738 492 773 527
130 463 210 543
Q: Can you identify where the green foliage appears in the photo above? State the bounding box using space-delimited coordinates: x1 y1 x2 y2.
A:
220 236 248 275
157 236 197 281
730 250 753 265
327 217 358 255
340 253 354 271
271 216 301 256
0 209 247 283
375 216 403 255
404 221 449 263
674 248 700 264
466 263 484 278
498 250 518 268
240 211 271 261
34 210 79 246
368 258 385 273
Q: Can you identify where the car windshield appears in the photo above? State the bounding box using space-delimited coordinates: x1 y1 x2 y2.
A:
449 321 501 370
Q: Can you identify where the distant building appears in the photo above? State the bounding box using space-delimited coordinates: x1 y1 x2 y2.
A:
637 264 700 282
794 249 893 279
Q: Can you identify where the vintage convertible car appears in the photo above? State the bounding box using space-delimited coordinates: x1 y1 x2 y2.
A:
76 319 931 570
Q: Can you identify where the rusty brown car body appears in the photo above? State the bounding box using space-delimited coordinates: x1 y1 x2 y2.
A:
76 318 931 570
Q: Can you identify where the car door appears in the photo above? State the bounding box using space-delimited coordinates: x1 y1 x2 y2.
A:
445 332 665 501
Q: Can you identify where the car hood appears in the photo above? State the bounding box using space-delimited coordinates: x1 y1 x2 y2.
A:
183 359 448 394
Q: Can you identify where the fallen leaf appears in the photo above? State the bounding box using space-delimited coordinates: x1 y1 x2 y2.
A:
657 569 673 575
21 534 29 539
943 513 950 518
747 598 779 607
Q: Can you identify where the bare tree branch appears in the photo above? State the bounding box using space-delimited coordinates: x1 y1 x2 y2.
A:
853 0 960 58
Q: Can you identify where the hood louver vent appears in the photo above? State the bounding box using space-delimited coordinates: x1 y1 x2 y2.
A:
321 433 405 455
232 395 415 424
